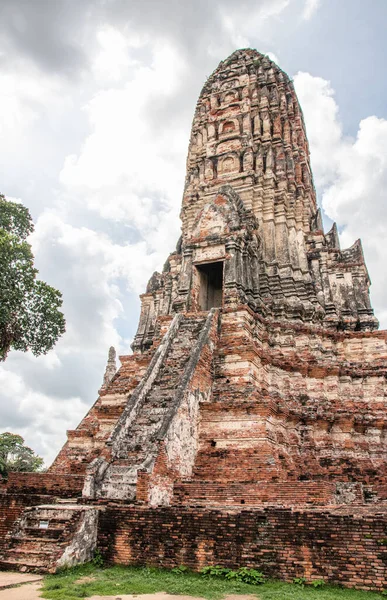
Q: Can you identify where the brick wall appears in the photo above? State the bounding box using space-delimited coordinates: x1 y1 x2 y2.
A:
98 505 387 591
4 473 84 497
173 481 351 506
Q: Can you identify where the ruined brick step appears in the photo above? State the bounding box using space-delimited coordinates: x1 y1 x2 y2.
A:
121 444 157 457
108 457 147 467
173 319 206 332
127 424 160 435
103 471 137 482
22 528 64 539
146 383 177 393
8 534 63 545
98 483 136 499
138 386 177 398
25 517 77 529
150 374 182 386
115 448 149 458
130 414 163 424
122 445 156 456
6 539 64 554
127 427 158 437
100 461 140 472
148 381 179 394
98 478 136 488
135 398 173 410
1 504 98 573
145 401 173 410
120 439 155 450
138 398 174 409
144 384 177 393
104 461 146 475
125 439 158 449
3 548 59 565
26 505 82 517
55 497 81 504
0 559 51 573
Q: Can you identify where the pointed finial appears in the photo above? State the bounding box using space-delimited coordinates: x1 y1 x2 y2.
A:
102 346 117 387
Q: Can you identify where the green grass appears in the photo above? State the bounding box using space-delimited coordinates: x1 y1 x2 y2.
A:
40 563 387 600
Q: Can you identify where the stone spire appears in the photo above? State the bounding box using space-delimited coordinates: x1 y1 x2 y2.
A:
131 48 377 352
183 48 317 238
102 346 117 387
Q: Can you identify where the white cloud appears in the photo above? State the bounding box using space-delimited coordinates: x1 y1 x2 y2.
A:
0 58 70 147
294 73 342 188
266 51 280 64
0 367 86 465
0 206 164 463
294 72 387 328
59 37 186 261
93 26 145 82
302 0 321 20
214 0 290 55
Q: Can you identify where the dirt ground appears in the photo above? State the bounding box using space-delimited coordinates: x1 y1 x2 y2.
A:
0 574 259 600
0 572 42 599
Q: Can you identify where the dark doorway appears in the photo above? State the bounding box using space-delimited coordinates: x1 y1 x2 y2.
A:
197 261 223 310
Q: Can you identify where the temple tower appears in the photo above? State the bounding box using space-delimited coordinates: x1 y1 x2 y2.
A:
48 49 386 509
132 49 377 353
2 49 387 585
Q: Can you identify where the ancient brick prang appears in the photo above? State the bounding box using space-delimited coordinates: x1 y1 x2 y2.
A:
1 48 386 586
132 49 377 351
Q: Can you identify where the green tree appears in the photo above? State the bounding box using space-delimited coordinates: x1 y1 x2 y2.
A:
0 194 65 360
0 432 44 478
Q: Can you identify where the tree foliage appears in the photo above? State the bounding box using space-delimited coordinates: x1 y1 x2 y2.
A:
0 194 66 360
0 432 44 478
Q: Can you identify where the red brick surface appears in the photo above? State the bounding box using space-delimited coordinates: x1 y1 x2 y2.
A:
4 473 84 496
98 505 387 591
173 481 357 506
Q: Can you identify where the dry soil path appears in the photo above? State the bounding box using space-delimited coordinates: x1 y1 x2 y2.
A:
0 572 43 599
0 574 259 600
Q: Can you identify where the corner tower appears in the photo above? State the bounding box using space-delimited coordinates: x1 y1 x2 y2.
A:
133 49 377 352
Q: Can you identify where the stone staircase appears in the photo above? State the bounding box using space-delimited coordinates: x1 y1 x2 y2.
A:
96 313 209 500
48 352 151 476
0 502 98 573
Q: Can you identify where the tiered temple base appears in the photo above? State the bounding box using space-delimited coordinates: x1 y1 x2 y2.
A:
1 306 386 590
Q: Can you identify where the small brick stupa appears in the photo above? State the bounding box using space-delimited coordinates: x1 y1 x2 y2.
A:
1 49 386 590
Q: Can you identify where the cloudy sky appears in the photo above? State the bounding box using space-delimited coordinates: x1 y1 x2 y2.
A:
1 0 387 465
